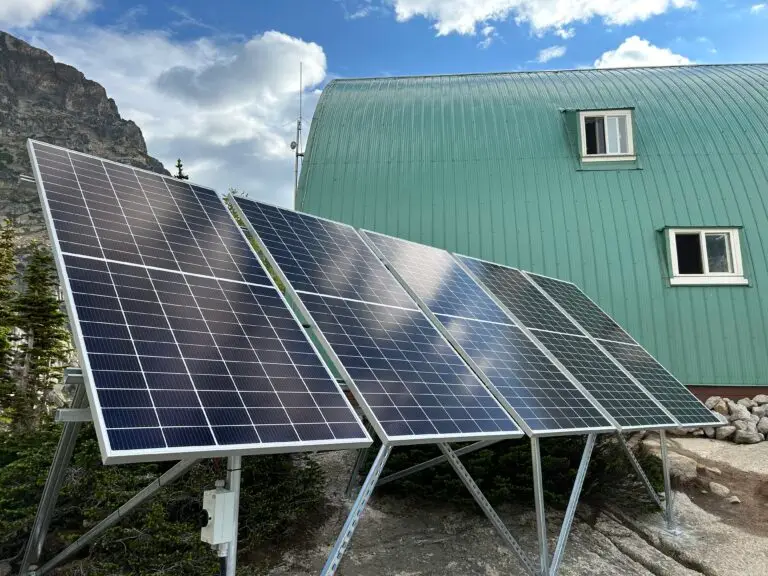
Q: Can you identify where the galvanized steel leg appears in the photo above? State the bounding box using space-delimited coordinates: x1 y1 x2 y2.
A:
320 444 392 576
617 432 663 511
438 443 536 576
549 434 596 576
531 438 550 576
345 447 369 497
659 431 674 530
20 382 87 575
225 455 242 576
377 439 501 487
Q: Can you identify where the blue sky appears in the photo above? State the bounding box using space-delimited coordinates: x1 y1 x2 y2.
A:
2 0 766 206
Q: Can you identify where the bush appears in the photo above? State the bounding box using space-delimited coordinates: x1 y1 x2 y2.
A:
0 425 326 575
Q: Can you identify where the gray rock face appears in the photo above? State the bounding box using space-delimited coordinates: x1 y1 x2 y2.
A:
703 426 715 438
715 425 736 440
753 404 768 418
712 399 729 416
753 394 768 405
737 398 757 409
0 31 167 241
728 402 752 422
705 396 721 409
733 430 762 444
733 420 749 432
708 481 730 497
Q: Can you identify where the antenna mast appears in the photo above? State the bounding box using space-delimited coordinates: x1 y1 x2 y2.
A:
293 62 304 200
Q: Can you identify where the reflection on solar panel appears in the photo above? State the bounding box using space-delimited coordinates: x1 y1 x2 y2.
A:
234 198 523 443
439 317 612 432
531 331 675 428
366 232 510 324
526 273 634 344
599 341 721 426
457 257 581 336
30 140 369 462
234 199 412 308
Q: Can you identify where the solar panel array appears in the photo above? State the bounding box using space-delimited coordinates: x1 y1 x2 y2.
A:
364 232 614 434
30 141 369 462
456 258 678 429
525 273 721 426
234 198 522 443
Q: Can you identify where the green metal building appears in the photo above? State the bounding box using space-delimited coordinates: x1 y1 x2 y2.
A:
296 65 768 396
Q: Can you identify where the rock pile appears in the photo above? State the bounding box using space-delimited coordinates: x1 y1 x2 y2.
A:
676 394 768 444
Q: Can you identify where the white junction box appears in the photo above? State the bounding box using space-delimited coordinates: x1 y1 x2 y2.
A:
201 486 236 545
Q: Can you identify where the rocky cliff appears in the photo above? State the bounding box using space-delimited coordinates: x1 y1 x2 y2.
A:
0 30 168 240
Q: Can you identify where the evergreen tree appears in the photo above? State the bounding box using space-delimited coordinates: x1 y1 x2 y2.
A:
174 158 189 180
0 220 16 423
10 243 71 430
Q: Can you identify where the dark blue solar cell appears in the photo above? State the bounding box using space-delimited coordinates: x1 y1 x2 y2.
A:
213 426 260 445
107 428 165 450
163 427 216 447
102 408 159 428
156 408 209 427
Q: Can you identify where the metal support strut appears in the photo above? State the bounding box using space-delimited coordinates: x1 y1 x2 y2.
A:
321 444 392 576
549 434 596 576
438 443 536 576
20 381 87 576
224 455 242 576
345 447 369 497
659 431 674 530
33 459 199 575
531 438 550 576
617 433 664 511
377 439 501 487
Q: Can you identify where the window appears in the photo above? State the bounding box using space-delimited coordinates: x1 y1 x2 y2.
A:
579 110 635 161
666 228 747 285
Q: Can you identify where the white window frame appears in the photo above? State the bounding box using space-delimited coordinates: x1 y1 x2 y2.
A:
666 228 748 286
579 109 636 162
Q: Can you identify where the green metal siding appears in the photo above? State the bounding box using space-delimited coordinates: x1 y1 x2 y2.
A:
297 65 768 388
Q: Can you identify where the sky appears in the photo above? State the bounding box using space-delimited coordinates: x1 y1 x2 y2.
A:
2 1 766 207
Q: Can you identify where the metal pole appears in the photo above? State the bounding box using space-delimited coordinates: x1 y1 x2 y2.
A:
438 443 536 575
616 433 663 511
35 459 199 575
549 434 596 576
659 431 674 530
320 444 392 576
345 447 369 497
225 455 242 576
20 381 86 575
377 439 501 487
531 438 550 576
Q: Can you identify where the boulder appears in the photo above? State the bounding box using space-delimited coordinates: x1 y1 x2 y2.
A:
728 403 751 422
733 420 749 432
758 417 768 436
760 433 765 441
703 426 715 438
733 430 762 444
753 394 768 405
737 398 757 409
705 396 722 409
712 399 729 416
752 404 768 418
728 495 742 504
715 425 736 441
709 481 730 497
692 428 705 437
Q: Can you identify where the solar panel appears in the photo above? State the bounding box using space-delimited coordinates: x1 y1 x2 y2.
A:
233 198 413 308
599 341 721 426
526 273 634 344
234 199 523 443
530 331 675 429
302 293 519 441
457 257 581 336
437 316 613 433
365 232 510 324
29 140 370 463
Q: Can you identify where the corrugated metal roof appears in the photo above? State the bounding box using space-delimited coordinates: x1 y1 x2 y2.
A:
297 65 768 388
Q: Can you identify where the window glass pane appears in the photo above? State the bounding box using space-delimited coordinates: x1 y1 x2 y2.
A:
584 117 605 155
616 115 628 153
705 233 732 273
675 233 704 274
606 116 619 154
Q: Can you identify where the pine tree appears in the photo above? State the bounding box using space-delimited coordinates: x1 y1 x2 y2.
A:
0 219 17 423
174 158 189 180
10 243 71 430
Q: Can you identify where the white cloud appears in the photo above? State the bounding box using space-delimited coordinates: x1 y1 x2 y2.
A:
555 27 575 39
751 3 766 13
536 44 566 62
24 27 327 206
0 0 92 27
390 0 695 36
593 36 692 68
477 25 498 48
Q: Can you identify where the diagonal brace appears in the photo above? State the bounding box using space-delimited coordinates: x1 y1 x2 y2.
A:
377 439 501 487
549 433 596 576
321 444 392 576
616 432 663 511
345 447 370 497
438 443 537 576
